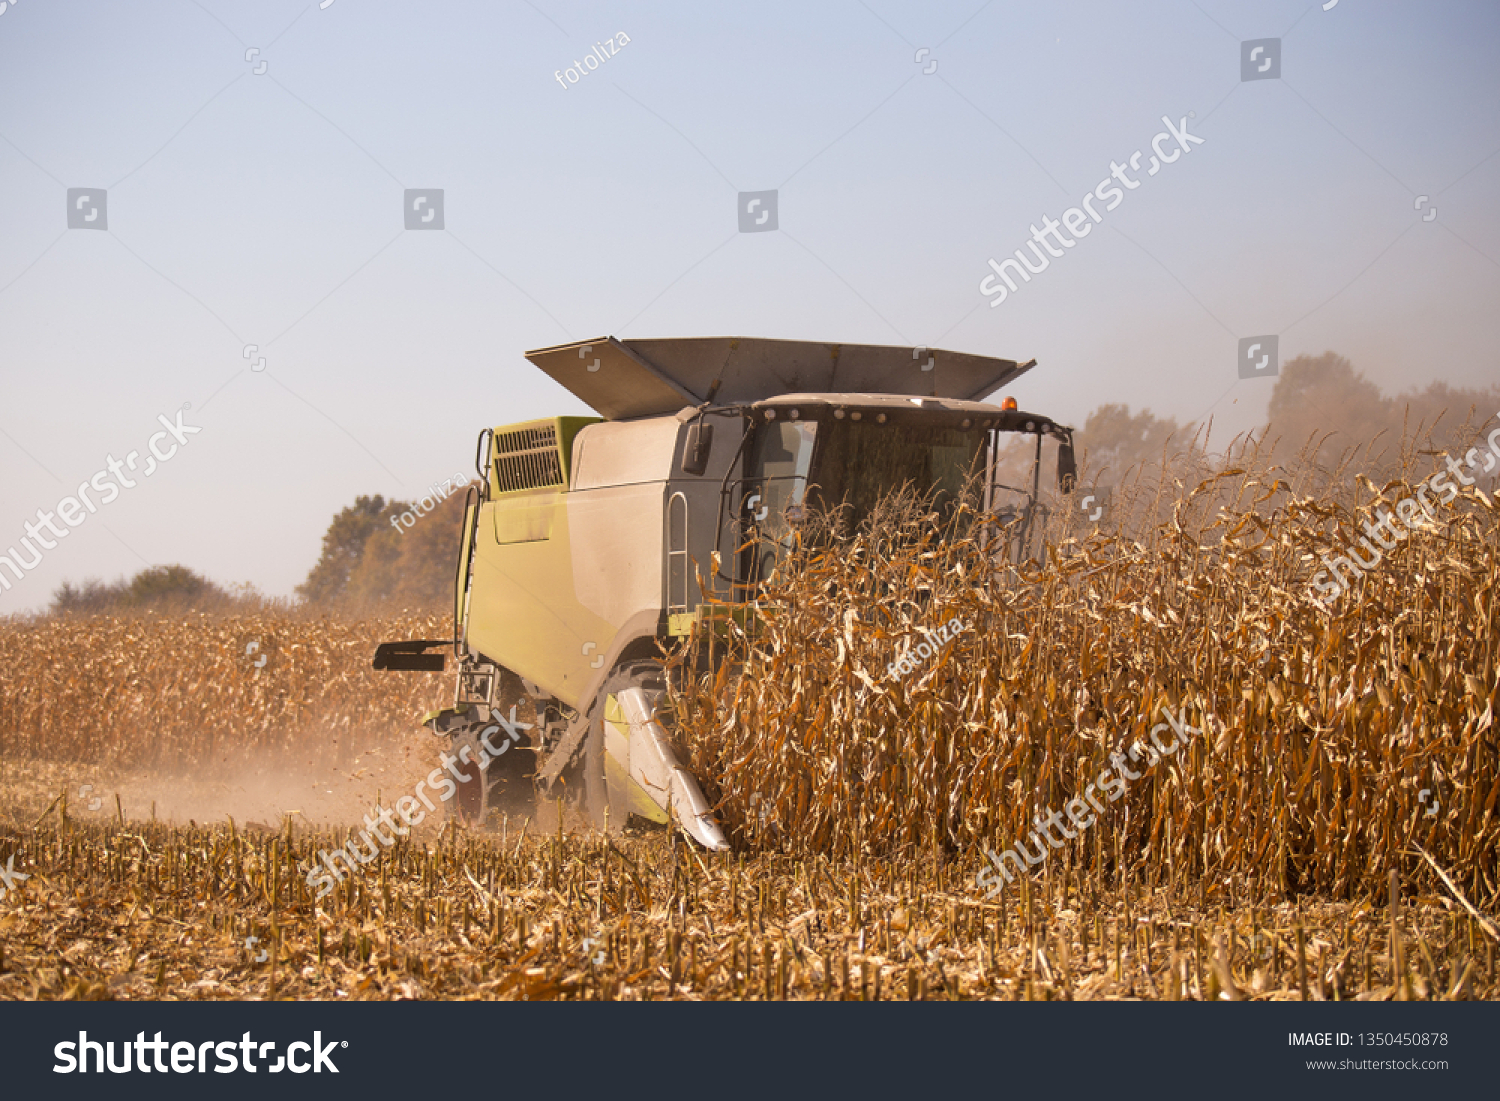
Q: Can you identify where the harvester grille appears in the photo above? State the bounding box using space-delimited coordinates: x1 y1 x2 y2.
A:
492 423 564 493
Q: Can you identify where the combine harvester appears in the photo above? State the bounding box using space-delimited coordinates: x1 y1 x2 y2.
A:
375 337 1076 850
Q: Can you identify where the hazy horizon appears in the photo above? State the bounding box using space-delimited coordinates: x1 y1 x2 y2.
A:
3 0 1497 612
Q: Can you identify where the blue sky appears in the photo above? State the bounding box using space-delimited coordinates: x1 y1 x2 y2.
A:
1 0 1497 611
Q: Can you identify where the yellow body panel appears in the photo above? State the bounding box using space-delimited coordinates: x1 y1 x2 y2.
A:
466 492 619 709
461 416 677 712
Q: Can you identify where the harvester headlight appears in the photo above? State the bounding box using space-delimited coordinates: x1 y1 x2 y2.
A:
833 409 846 419
876 413 886 424
961 418 971 428
788 408 799 420
850 411 862 421
765 409 776 420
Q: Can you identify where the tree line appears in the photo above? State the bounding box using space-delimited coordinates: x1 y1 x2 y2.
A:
43 351 1499 617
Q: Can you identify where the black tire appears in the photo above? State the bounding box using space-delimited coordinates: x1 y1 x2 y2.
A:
445 729 486 825
444 706 539 827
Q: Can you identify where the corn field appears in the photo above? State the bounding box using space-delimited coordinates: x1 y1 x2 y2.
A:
0 612 448 773
673 458 1500 910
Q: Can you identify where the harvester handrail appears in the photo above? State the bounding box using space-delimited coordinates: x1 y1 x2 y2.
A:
453 482 482 660
474 426 494 488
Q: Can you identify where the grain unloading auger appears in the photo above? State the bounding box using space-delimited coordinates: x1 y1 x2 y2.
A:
374 336 1077 849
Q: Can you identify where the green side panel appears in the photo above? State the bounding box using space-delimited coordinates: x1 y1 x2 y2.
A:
555 416 600 485
487 415 603 498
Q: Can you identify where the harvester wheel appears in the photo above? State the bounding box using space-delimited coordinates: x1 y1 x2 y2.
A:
448 729 486 824
445 712 537 827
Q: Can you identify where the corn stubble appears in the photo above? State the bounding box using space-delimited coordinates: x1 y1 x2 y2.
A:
0 453 1497 1000
0 807 1492 1001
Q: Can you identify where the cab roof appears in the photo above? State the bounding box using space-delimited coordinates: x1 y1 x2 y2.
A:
752 393 1070 437
524 336 1037 421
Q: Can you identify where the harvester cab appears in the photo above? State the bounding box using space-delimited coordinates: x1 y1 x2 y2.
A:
374 336 1075 850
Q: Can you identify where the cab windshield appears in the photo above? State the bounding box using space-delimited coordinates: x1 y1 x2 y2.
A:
740 414 987 548
743 419 818 545
805 419 987 529
728 411 1055 587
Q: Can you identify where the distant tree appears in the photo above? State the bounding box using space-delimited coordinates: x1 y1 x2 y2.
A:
1263 352 1388 465
50 578 125 615
1386 378 1500 460
344 489 468 613
1263 352 1499 471
983 403 1187 507
1074 403 1184 480
296 495 402 605
125 565 223 606
51 565 230 615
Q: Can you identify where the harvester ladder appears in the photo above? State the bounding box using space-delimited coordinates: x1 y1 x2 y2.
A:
667 490 690 621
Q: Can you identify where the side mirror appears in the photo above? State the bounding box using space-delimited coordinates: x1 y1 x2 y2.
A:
1057 440 1077 493
682 420 714 476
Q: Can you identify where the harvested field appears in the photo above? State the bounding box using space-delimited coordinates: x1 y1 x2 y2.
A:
0 774 1493 1001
